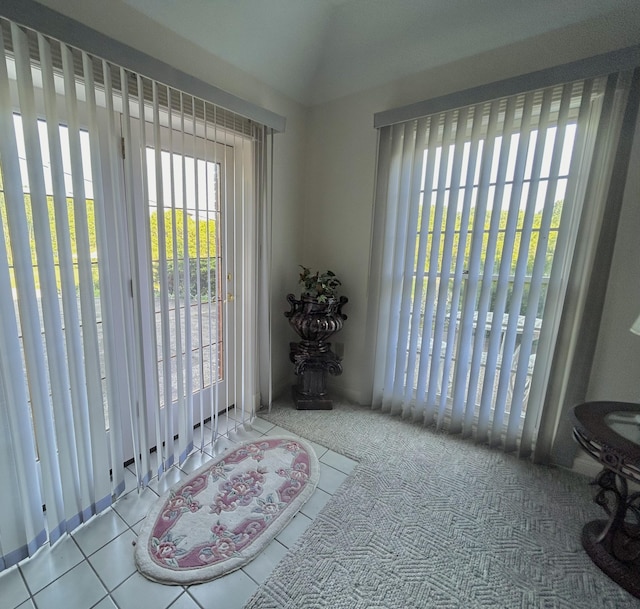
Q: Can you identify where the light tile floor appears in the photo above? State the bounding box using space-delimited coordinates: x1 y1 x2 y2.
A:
2 411 358 609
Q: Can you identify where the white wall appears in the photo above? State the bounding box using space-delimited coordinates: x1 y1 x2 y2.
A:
33 0 309 394
301 14 640 407
587 110 640 403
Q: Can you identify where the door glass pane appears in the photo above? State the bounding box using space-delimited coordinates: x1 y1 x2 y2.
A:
2 114 105 449
146 149 222 408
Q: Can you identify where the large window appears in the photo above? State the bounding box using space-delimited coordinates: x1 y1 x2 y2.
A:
368 71 638 457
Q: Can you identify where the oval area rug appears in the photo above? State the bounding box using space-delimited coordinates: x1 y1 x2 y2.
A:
134 436 319 584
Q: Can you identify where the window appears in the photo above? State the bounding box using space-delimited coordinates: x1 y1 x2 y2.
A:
367 71 638 457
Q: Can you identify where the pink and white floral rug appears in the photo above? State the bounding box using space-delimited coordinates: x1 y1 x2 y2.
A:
134 436 319 585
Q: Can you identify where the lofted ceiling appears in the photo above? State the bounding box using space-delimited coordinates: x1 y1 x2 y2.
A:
120 0 640 106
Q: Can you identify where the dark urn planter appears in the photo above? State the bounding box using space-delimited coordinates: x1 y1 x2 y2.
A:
285 294 348 410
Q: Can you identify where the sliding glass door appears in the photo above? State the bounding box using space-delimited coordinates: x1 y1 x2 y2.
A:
0 16 272 569
120 107 247 467
145 145 228 416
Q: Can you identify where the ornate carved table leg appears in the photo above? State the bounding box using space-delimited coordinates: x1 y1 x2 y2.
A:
582 467 640 598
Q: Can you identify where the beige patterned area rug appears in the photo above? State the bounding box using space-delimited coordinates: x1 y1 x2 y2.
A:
135 436 318 585
245 399 638 609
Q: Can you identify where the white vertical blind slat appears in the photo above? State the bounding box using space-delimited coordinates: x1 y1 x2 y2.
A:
424 111 456 422
240 129 248 421
39 36 96 516
172 95 189 464
401 117 430 413
378 125 401 411
218 124 231 440
211 109 222 439
165 90 183 458
207 104 219 445
151 81 173 473
120 71 153 485
412 117 440 413
100 59 127 490
370 127 399 408
81 50 121 509
191 98 204 435
435 107 470 426
461 101 501 436
228 127 239 430
448 103 484 430
137 74 166 479
233 133 241 424
0 29 45 559
259 126 274 412
17 29 84 529
203 102 214 445
5 25 66 540
179 93 194 463
390 122 420 415
135 76 162 479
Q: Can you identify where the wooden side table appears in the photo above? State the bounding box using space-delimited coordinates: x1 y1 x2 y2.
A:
572 401 640 599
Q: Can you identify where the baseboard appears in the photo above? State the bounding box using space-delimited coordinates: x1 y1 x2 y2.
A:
271 376 293 402
571 452 640 492
327 383 362 405
270 376 363 406
571 453 601 479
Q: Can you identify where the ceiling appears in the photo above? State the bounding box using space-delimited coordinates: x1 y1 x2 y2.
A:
120 0 640 106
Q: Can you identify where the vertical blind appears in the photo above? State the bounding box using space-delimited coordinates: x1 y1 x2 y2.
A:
0 16 273 570
367 71 636 457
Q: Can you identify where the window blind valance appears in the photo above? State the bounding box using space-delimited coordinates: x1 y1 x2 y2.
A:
0 19 261 138
374 44 640 129
0 0 286 133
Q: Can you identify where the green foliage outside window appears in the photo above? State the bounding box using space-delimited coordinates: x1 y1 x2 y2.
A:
149 209 218 301
0 192 101 296
0 195 218 301
414 200 563 318
155 257 217 301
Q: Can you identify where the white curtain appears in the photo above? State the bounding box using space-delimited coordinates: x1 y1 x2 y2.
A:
0 17 273 570
366 69 638 457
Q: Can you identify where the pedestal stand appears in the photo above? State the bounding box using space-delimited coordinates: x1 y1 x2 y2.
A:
285 294 348 411
289 341 342 409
